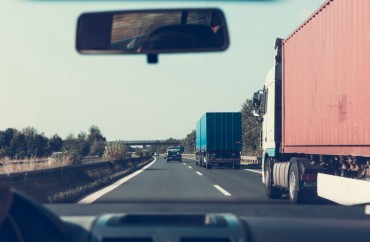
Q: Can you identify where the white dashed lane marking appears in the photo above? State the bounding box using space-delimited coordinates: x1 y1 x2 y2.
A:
244 169 262 174
214 185 232 196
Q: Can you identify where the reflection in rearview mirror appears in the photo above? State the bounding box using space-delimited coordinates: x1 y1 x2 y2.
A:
252 92 262 108
76 9 229 61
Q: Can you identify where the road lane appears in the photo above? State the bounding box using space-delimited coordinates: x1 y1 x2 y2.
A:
181 158 289 203
95 156 234 202
180 158 265 200
93 156 288 203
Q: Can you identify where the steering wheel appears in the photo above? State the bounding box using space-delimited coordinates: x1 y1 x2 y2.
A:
0 184 69 242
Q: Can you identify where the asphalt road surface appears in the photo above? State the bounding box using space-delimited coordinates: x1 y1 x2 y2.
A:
92 156 289 203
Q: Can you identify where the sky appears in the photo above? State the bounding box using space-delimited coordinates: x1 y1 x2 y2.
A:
0 0 324 141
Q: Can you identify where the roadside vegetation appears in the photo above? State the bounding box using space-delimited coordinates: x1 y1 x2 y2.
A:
0 125 106 161
0 125 155 174
1 96 264 172
241 98 263 157
181 130 195 154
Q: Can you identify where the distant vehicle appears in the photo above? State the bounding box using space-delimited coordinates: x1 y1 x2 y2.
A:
154 152 159 156
252 0 370 204
196 112 242 169
166 147 182 162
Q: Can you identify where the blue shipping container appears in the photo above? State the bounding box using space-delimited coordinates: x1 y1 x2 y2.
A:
196 112 242 152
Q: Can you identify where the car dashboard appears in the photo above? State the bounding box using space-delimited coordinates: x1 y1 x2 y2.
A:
47 202 370 242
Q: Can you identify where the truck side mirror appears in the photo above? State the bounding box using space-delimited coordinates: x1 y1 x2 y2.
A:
252 109 260 117
252 92 261 108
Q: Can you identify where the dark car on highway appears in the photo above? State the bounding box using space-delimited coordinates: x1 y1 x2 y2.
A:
166 148 182 162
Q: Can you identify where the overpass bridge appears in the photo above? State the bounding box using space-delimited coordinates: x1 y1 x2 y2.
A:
123 140 181 146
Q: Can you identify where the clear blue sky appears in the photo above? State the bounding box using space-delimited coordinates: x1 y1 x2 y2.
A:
0 0 324 141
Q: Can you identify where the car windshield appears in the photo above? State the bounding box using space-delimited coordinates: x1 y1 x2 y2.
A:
1 0 369 206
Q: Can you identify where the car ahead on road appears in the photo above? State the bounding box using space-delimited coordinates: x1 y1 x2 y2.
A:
1 1 370 242
154 152 159 156
166 148 182 162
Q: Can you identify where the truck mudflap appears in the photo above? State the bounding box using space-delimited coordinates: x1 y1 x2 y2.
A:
294 158 324 189
288 157 324 203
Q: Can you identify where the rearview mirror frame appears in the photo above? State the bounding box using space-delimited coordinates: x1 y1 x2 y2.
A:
76 8 230 63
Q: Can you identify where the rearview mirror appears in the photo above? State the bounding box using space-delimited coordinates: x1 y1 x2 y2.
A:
252 92 262 108
76 9 229 63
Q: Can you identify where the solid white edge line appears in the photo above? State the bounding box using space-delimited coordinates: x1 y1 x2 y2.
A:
78 157 157 204
188 166 192 169
214 185 231 196
196 171 203 176
244 169 262 174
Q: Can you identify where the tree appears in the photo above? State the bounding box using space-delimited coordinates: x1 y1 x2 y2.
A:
62 134 85 163
103 141 128 160
241 99 263 156
77 132 90 156
87 125 107 156
87 125 106 143
49 134 63 153
22 127 50 157
10 132 27 159
181 130 196 153
89 141 106 157
0 128 17 158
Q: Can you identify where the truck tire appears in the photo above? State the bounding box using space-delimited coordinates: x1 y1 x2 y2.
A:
206 162 212 169
264 157 282 199
288 161 308 204
233 163 240 169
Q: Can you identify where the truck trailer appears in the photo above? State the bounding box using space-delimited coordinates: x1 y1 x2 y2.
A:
252 0 370 203
196 112 242 169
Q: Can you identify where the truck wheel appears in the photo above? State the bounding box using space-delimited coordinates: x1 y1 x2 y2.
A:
289 162 308 204
234 163 240 169
196 161 198 166
179 159 182 162
206 163 212 169
264 158 282 199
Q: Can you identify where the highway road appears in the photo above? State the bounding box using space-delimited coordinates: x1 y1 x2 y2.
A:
86 156 289 203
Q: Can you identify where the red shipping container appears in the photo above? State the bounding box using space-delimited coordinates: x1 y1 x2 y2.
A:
282 0 370 157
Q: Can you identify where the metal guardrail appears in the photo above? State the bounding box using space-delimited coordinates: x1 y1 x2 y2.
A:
240 156 261 165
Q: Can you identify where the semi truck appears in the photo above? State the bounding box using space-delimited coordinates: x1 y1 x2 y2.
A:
252 0 370 203
196 112 242 169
